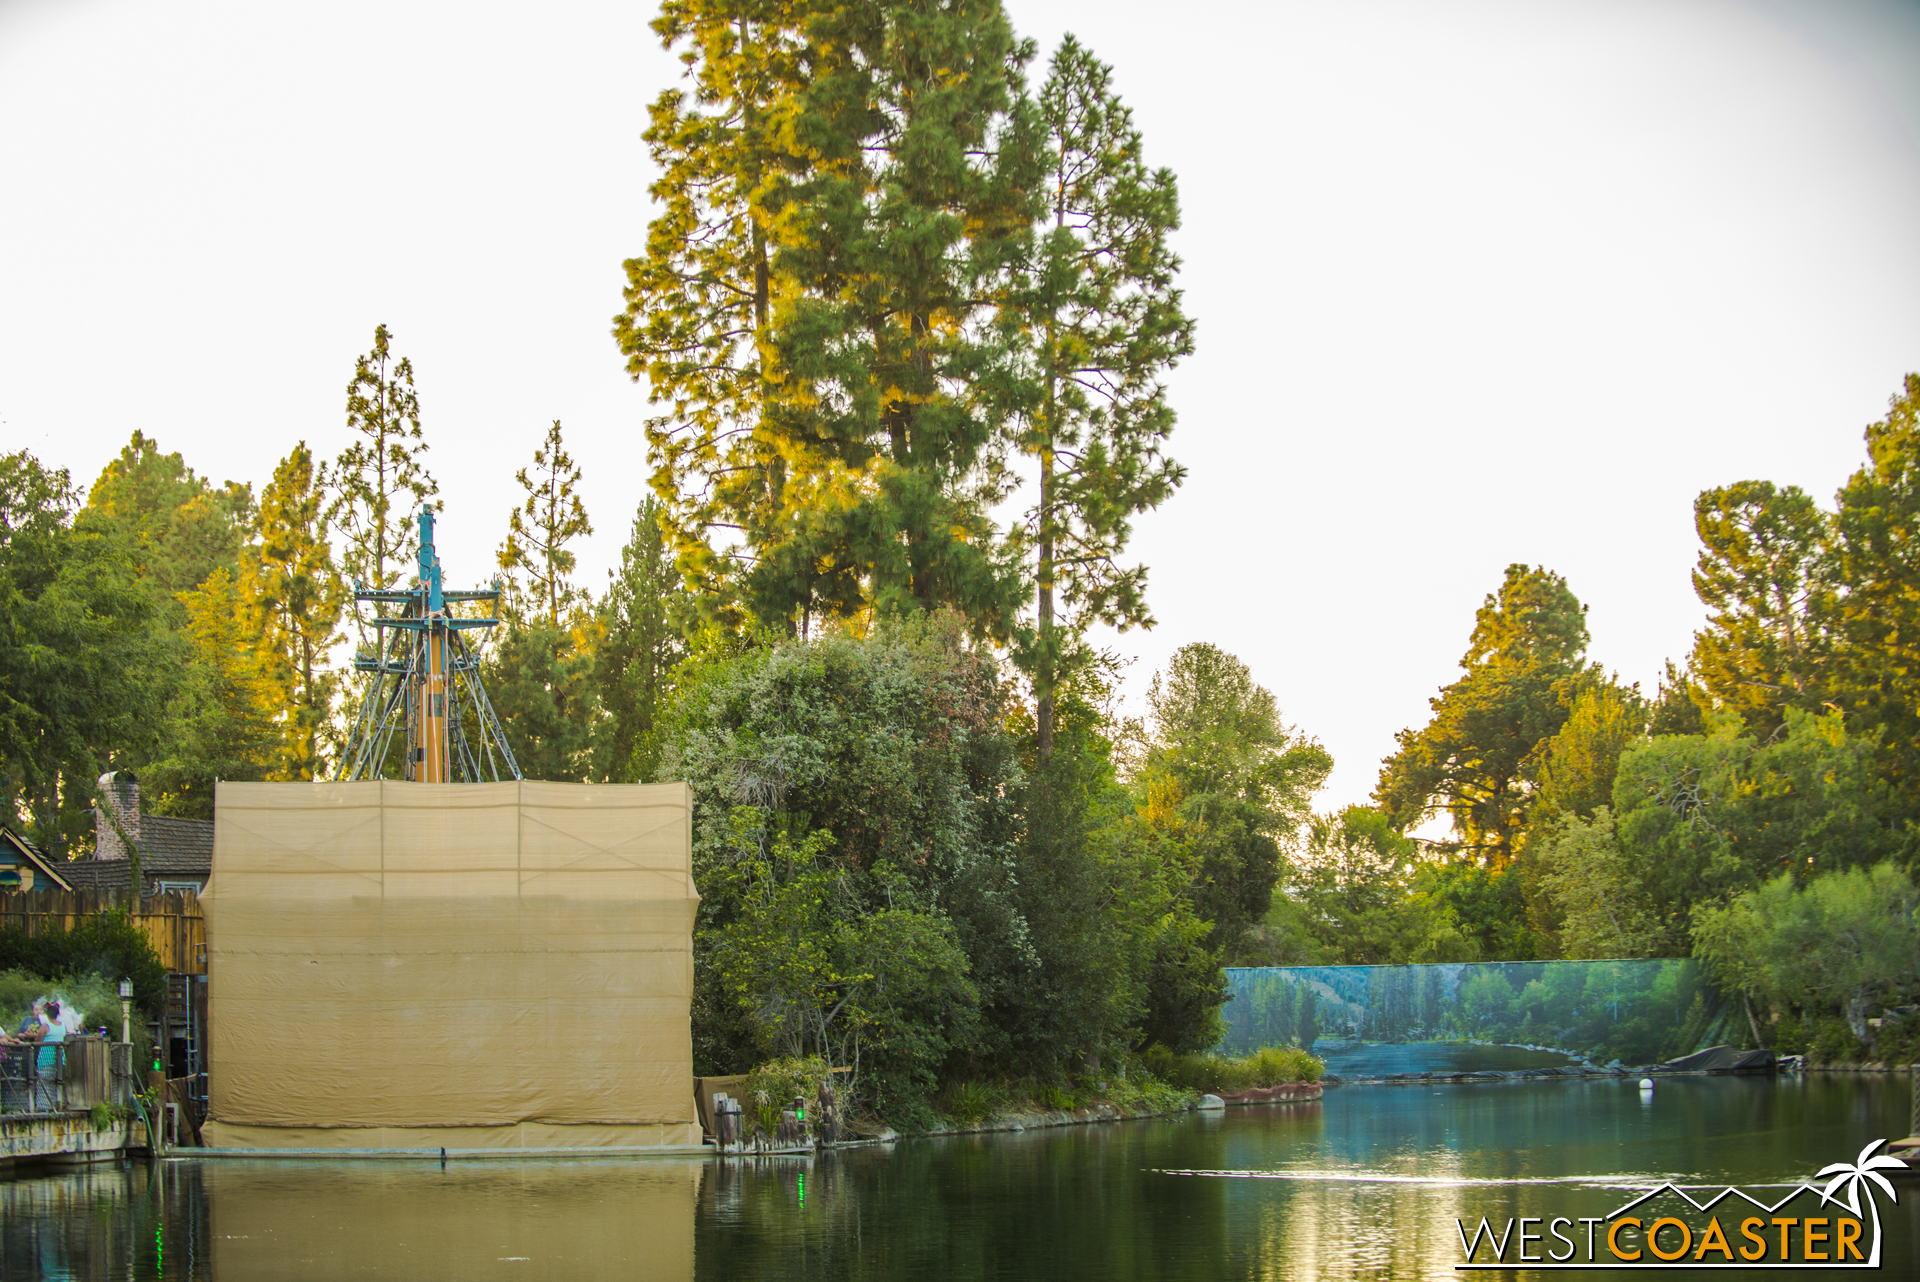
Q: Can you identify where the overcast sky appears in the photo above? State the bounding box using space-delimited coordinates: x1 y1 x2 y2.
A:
4 0 1918 812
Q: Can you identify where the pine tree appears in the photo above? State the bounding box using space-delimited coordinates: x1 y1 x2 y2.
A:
499 420 593 630
592 497 690 782
614 0 805 617
745 0 1041 633
1688 479 1831 732
247 443 344 780
332 324 438 596
625 0 1044 635
1829 373 1920 809
1015 35 1191 759
492 421 597 781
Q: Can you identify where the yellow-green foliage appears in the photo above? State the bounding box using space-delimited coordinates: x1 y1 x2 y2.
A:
1146 1044 1324 1094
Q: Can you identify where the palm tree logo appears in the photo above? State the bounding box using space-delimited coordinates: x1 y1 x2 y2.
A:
1815 1139 1904 1268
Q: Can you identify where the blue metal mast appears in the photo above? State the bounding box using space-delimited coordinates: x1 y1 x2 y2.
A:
336 509 521 783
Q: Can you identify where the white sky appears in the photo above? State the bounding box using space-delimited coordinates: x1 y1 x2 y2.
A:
4 0 1918 812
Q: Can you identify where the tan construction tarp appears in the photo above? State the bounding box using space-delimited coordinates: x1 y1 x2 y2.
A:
206 1158 701 1281
199 781 700 1150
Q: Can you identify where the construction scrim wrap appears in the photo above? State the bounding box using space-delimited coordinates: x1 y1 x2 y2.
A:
199 781 700 1150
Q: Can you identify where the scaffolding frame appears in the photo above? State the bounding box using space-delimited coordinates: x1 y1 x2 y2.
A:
336 510 521 783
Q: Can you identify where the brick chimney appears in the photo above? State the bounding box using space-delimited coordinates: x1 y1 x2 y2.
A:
94 770 140 860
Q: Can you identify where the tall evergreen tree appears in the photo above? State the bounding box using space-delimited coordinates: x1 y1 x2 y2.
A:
744 0 1040 633
592 497 691 782
614 0 805 616
492 421 597 781
623 0 1043 636
247 443 344 780
1829 373 1920 808
1377 564 1592 865
0 451 168 845
1015 35 1191 759
332 324 438 597
499 420 593 629
1688 479 1831 733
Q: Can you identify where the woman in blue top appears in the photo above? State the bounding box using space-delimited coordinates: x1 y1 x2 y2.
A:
35 1001 65 1108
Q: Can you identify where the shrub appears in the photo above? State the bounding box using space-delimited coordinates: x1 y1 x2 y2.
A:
1144 1044 1324 1093
740 1055 831 1138
943 1080 1003 1125
1808 1017 1869 1066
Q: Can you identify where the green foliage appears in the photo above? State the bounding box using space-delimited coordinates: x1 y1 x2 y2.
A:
1532 809 1674 959
614 0 801 624
0 450 172 844
942 1078 1004 1125
1532 683 1644 826
590 498 689 783
0 910 166 1016
1377 564 1592 867
488 421 599 781
488 621 597 782
628 0 1043 636
1257 806 1478 966
1414 860 1546 961
1608 710 1912 939
994 666 1208 1071
1829 372 1920 809
1137 909 1228 1053
1693 861 1919 1048
674 618 1018 1110
1130 643 1331 952
78 430 255 622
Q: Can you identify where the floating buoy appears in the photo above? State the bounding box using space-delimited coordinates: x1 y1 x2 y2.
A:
1638 1078 1655 1090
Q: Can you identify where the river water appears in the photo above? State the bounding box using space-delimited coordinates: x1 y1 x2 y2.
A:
3 1073 1914 1280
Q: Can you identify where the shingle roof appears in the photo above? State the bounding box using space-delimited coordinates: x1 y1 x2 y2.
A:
138 816 214 875
63 814 213 892
59 857 138 893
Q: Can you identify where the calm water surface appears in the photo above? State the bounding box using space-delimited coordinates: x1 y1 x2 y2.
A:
3 1074 1914 1280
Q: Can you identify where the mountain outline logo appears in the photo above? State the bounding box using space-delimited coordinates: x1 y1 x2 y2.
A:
1456 1139 1906 1269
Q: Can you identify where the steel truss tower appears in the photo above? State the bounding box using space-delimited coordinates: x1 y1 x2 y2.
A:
336 509 521 783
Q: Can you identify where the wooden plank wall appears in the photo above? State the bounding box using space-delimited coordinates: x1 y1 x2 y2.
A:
0 889 205 975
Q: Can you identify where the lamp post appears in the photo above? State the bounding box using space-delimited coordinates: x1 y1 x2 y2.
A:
118 978 132 1044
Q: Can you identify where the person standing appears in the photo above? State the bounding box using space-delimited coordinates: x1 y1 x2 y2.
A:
34 1000 65 1110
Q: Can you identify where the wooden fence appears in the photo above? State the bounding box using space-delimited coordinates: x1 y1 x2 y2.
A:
0 888 205 975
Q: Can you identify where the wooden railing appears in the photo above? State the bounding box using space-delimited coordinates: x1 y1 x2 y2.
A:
0 888 205 975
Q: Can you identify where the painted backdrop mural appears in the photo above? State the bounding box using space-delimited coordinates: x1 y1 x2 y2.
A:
1222 960 1732 1068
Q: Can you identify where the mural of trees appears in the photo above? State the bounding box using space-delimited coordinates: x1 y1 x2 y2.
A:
1221 959 1721 1066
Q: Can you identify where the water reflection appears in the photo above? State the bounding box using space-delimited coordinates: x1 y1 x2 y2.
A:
3 1075 1914 1281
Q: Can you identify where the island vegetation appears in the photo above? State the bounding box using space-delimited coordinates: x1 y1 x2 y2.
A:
2 0 1916 1125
